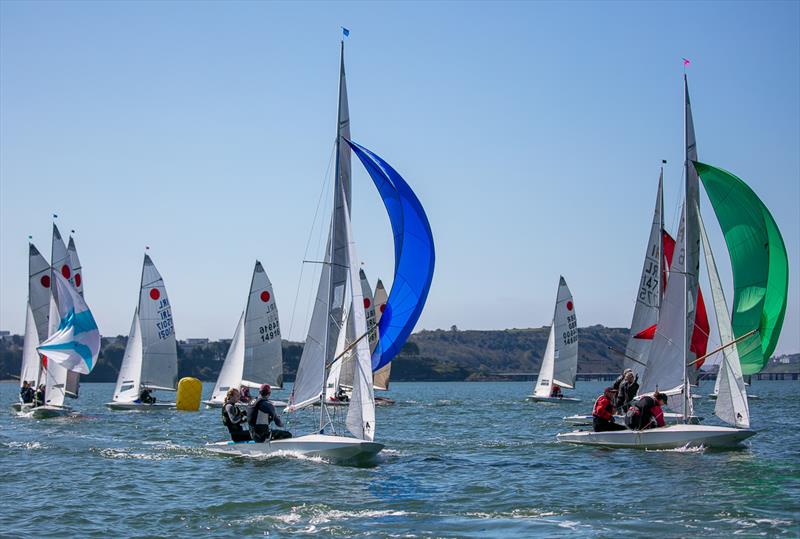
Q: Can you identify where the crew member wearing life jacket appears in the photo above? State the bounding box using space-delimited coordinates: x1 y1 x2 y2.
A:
593 387 626 432
222 388 251 442
20 381 35 404
624 392 667 430
247 384 292 443
33 384 45 407
550 384 563 399
138 388 156 405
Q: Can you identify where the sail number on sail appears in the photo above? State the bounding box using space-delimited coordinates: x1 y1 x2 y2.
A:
155 298 174 340
562 314 577 345
638 242 661 305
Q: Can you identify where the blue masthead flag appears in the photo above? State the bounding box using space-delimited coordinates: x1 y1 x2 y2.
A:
342 27 350 37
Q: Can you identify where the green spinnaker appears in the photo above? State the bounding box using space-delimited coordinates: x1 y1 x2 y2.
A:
694 161 789 374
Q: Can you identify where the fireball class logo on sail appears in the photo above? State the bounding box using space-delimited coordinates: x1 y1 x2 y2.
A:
152 293 174 340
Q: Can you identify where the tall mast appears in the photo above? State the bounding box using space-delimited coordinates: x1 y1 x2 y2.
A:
682 75 690 423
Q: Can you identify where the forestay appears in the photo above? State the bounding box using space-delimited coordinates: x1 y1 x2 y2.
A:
138 254 177 390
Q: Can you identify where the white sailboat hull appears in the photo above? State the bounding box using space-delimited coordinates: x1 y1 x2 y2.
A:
30 405 72 419
556 424 756 449
526 395 581 403
105 401 176 411
206 434 384 461
10 402 35 412
563 412 702 426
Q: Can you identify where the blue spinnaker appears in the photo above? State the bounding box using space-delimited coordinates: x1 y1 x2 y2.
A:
347 140 435 371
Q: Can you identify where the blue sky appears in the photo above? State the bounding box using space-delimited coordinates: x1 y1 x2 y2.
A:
1 1 798 354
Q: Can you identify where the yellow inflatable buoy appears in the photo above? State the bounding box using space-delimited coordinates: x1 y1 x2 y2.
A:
175 377 202 411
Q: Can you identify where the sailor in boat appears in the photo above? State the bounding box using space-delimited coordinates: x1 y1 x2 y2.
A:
33 384 45 407
238 386 252 404
593 387 626 432
246 384 292 443
19 381 35 405
222 388 251 442
138 388 156 405
624 391 667 430
550 384 563 399
615 372 639 413
335 387 350 403
612 368 633 392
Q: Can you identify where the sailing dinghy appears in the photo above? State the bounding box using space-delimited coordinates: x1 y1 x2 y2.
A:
106 254 178 410
204 261 285 408
527 277 580 403
207 39 433 461
558 75 786 449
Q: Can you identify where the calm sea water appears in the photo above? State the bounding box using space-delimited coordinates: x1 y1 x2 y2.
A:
1 380 798 538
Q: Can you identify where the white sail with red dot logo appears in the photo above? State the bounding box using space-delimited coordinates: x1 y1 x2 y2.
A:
28 243 52 343
552 276 578 390
137 254 178 391
243 261 283 388
67 236 84 297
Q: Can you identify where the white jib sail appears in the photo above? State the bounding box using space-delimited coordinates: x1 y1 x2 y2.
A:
533 323 557 397
113 310 144 402
43 226 72 402
625 171 664 377
343 195 375 441
640 204 689 415
138 254 177 391
324 292 349 402
372 278 390 391
209 312 246 404
28 243 52 343
552 276 578 389
243 261 283 388
699 212 750 428
20 303 41 389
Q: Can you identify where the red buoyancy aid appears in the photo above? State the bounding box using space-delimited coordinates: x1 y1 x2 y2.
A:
593 395 614 421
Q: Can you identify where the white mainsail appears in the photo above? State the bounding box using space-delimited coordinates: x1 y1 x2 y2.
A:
640 205 692 417
684 77 702 378
552 276 578 389
533 324 557 398
113 311 144 402
19 303 41 388
137 254 178 391
288 42 352 412
372 278 391 391
699 212 750 428
343 196 376 441
243 261 283 388
624 170 664 377
209 313 245 404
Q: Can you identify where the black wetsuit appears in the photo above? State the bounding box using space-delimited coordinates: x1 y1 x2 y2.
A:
222 402 251 442
625 396 662 430
20 386 34 404
247 397 291 443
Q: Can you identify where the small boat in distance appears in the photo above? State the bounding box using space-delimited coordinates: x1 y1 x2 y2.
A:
106 254 178 411
527 276 580 403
